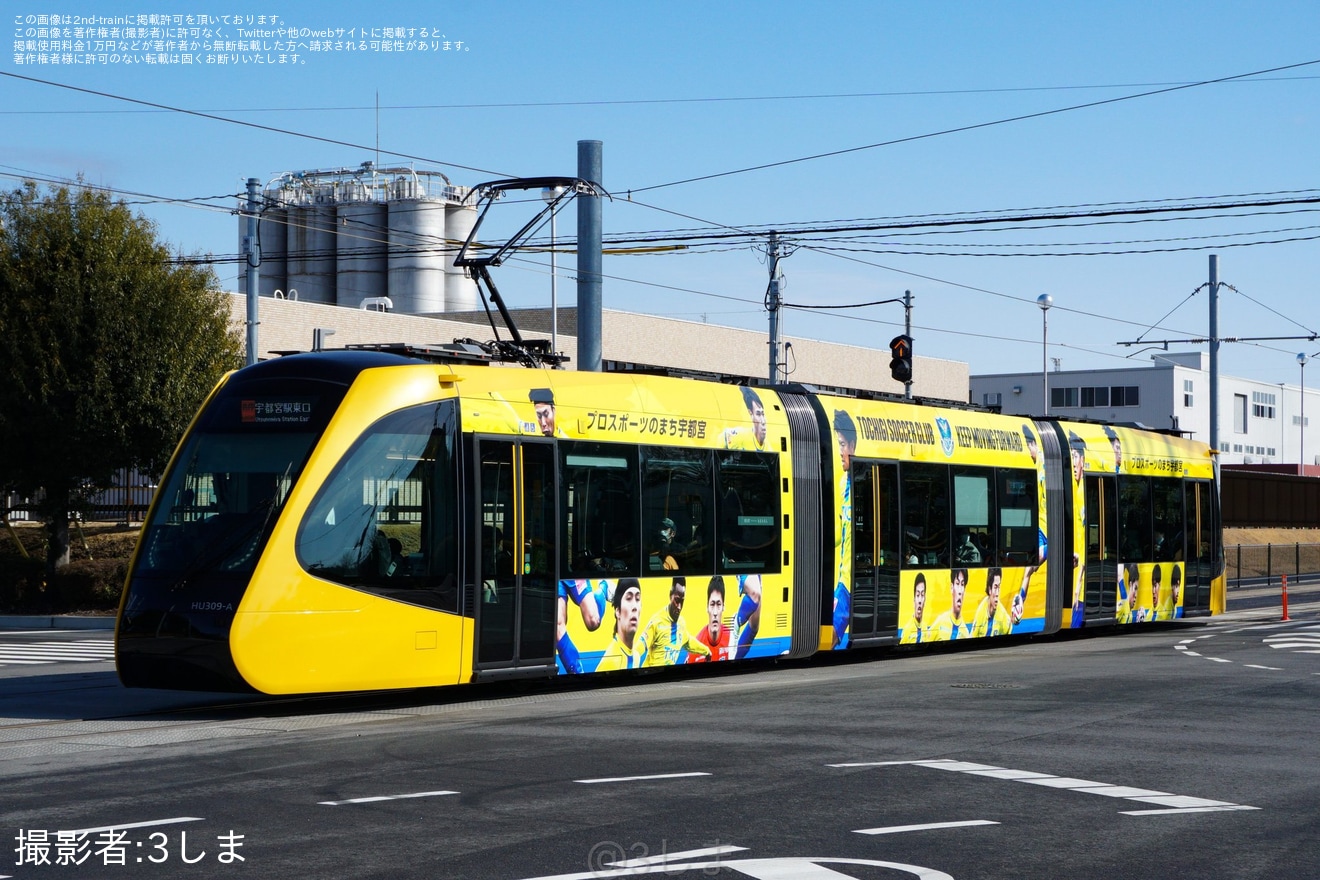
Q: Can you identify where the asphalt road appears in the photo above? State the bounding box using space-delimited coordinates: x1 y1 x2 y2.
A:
1 599 1319 880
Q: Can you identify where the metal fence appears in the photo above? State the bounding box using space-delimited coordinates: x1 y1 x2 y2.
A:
1226 543 1320 585
3 469 157 525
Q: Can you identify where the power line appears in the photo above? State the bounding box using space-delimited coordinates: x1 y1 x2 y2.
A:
5 74 1318 116
595 194 1320 249
5 85 1308 360
807 231 1320 257
603 188 1320 240
627 58 1320 194
0 70 514 180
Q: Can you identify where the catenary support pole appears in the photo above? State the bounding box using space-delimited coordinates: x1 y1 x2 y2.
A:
1209 254 1220 456
576 140 603 372
767 231 782 384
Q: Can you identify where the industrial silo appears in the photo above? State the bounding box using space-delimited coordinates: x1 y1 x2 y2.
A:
257 199 288 298
335 180 387 309
236 195 288 298
444 196 479 311
286 185 338 304
387 182 446 314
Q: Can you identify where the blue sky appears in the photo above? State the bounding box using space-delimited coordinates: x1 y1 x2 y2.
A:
5 1 1319 388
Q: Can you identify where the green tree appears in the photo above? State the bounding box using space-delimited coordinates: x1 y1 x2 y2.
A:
0 180 242 579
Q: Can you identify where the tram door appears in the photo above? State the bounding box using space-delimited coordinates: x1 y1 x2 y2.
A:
1182 480 1217 614
851 462 900 640
1084 475 1118 619
475 439 556 669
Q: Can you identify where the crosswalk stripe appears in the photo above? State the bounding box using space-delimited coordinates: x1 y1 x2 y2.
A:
0 648 114 657
0 639 115 666
18 641 114 648
0 645 113 653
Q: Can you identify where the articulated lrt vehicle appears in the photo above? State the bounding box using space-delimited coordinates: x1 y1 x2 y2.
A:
115 348 1224 693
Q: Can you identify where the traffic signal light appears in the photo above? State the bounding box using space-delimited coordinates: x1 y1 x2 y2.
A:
889 334 913 384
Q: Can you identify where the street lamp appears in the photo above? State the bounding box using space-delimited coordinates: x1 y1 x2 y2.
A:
542 185 566 354
1037 294 1053 415
1301 353 1310 473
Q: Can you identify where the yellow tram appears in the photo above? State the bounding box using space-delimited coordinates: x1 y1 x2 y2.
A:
115 348 1224 693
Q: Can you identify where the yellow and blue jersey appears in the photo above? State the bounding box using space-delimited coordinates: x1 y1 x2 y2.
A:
723 429 766 451
929 611 970 641
833 469 853 647
638 610 710 667
970 598 1013 637
899 615 927 644
596 637 641 671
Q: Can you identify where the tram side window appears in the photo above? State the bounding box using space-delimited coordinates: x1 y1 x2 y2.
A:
561 442 640 577
902 463 950 567
1151 479 1185 562
642 446 714 573
996 468 1038 567
952 468 993 566
296 403 459 612
852 461 902 571
1117 476 1153 561
716 450 781 574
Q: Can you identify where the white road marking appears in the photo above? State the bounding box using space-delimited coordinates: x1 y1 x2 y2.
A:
963 768 1053 780
0 640 113 649
1244 664 1283 670
837 760 1258 813
60 817 203 835
575 772 711 784
319 790 457 805
608 845 749 866
0 639 115 666
1122 805 1261 815
1019 776 1114 790
854 820 998 835
1127 795 1236 808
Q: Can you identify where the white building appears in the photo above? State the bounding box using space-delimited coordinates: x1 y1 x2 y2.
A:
971 351 1317 470
229 293 970 404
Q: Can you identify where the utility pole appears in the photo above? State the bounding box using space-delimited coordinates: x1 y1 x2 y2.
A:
243 177 261 367
903 290 913 400
1209 255 1220 457
766 231 784 384
1121 257 1316 456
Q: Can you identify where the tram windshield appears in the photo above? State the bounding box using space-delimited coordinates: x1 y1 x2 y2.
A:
134 379 342 578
